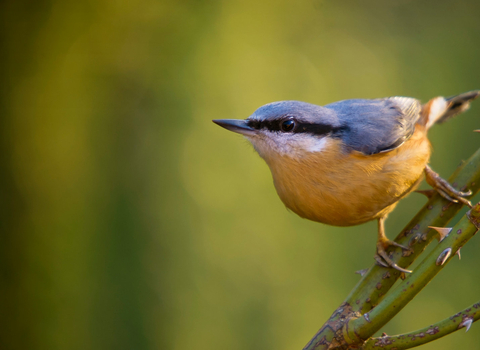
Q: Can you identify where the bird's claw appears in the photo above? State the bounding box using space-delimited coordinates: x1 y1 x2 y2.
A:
375 239 412 274
424 165 472 208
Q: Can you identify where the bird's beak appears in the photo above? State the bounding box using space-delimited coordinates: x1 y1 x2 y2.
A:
212 119 256 136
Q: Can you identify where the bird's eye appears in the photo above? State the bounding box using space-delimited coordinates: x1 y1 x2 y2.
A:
281 119 295 132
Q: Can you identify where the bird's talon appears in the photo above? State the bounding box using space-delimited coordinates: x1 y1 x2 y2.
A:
374 252 412 273
389 241 409 251
391 263 413 274
436 188 457 203
377 236 409 252
374 255 389 268
375 218 412 272
425 165 472 206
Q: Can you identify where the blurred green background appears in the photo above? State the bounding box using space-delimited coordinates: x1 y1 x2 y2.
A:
1 0 480 349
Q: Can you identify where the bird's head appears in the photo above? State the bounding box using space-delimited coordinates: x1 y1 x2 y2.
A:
213 101 345 161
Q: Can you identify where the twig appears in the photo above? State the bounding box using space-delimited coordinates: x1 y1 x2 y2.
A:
362 301 480 349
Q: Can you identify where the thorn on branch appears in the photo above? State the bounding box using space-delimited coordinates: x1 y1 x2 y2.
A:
436 248 452 266
429 226 452 242
355 268 369 276
459 317 473 332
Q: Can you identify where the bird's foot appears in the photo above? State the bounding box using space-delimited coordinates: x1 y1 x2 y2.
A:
424 165 472 207
374 237 412 273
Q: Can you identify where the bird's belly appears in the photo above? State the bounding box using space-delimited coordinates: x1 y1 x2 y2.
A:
266 130 431 226
275 178 417 226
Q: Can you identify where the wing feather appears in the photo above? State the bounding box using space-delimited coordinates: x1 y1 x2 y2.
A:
325 97 421 155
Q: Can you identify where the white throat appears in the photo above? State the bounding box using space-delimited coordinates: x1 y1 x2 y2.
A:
246 132 330 159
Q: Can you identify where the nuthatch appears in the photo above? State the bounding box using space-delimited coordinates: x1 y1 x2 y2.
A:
213 91 479 273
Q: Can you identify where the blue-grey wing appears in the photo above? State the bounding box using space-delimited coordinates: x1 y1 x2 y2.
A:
325 97 422 155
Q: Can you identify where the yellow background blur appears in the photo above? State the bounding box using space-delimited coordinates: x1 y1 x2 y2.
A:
1 1 480 349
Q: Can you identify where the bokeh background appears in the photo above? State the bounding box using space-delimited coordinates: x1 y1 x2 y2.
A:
1 0 480 349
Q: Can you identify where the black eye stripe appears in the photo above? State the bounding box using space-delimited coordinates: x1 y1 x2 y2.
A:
247 118 344 136
296 123 333 134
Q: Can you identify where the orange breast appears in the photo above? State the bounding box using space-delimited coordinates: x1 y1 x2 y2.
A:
263 126 431 226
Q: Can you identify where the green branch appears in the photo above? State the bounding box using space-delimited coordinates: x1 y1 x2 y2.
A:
362 301 480 350
346 202 480 341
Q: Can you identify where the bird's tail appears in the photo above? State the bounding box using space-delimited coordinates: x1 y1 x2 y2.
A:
419 90 480 130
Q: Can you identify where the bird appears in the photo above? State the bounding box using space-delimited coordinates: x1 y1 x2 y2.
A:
213 91 479 273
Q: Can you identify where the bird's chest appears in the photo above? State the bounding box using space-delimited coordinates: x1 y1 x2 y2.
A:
264 134 430 226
